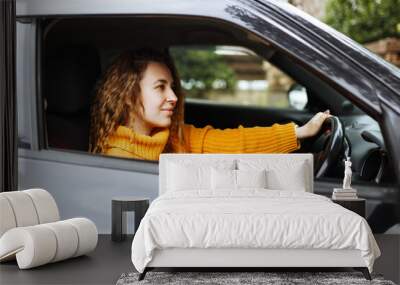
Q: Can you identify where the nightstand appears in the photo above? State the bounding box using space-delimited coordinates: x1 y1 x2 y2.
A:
332 198 366 218
112 197 149 242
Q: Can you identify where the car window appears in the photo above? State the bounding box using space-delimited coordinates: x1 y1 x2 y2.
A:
37 16 396 192
170 46 308 111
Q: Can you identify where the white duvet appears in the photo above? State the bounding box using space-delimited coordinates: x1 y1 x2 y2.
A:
131 190 380 273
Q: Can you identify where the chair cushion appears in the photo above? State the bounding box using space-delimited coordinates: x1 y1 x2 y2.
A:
0 218 98 269
0 196 17 237
24 188 60 224
42 221 79 262
0 189 60 237
0 191 39 227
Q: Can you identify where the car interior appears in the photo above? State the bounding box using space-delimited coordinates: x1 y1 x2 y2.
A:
42 16 395 186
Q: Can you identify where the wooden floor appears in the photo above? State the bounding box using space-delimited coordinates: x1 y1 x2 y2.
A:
1 234 398 285
0 235 134 285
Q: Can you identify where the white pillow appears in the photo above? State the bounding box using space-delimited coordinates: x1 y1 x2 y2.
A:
166 160 235 191
266 164 307 191
236 169 267 188
211 168 236 190
211 168 267 190
238 158 309 191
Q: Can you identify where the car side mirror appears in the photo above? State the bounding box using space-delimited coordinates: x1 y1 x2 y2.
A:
341 100 354 113
288 84 308 110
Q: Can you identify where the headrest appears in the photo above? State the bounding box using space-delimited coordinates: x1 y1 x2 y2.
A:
44 46 100 114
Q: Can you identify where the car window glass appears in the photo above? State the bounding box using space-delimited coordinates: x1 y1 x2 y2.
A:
170 46 308 111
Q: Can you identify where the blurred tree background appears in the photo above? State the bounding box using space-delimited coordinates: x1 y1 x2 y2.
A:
325 0 400 44
170 47 237 98
288 0 400 66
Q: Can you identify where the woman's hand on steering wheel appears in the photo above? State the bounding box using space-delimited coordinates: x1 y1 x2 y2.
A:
294 110 343 178
295 110 332 139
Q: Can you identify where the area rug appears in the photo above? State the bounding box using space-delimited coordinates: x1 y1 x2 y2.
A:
116 271 396 285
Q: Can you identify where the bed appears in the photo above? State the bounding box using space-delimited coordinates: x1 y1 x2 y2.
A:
131 154 380 280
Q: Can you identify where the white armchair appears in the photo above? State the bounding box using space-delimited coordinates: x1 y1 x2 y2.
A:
0 188 98 269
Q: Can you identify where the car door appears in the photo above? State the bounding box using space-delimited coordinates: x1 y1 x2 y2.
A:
16 0 400 234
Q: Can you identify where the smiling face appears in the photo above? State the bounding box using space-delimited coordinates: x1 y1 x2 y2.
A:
132 61 178 135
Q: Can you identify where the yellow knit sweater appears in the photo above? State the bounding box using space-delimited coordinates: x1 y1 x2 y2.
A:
104 123 300 160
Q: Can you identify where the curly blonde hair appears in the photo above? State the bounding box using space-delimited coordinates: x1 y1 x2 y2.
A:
89 49 187 155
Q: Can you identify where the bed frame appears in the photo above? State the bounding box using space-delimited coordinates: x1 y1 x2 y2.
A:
139 154 371 280
142 248 370 280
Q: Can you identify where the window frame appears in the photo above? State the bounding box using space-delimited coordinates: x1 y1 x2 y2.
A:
28 14 378 175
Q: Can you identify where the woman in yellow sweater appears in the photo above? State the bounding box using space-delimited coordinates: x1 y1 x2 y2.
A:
89 49 331 161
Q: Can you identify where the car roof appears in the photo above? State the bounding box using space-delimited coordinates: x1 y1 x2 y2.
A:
16 0 400 115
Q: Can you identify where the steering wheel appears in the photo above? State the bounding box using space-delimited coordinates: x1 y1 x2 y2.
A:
312 116 345 178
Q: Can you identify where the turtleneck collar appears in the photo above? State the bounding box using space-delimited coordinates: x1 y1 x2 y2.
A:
105 125 170 161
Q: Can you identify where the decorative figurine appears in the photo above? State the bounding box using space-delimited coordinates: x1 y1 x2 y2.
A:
342 156 352 190
332 157 357 199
